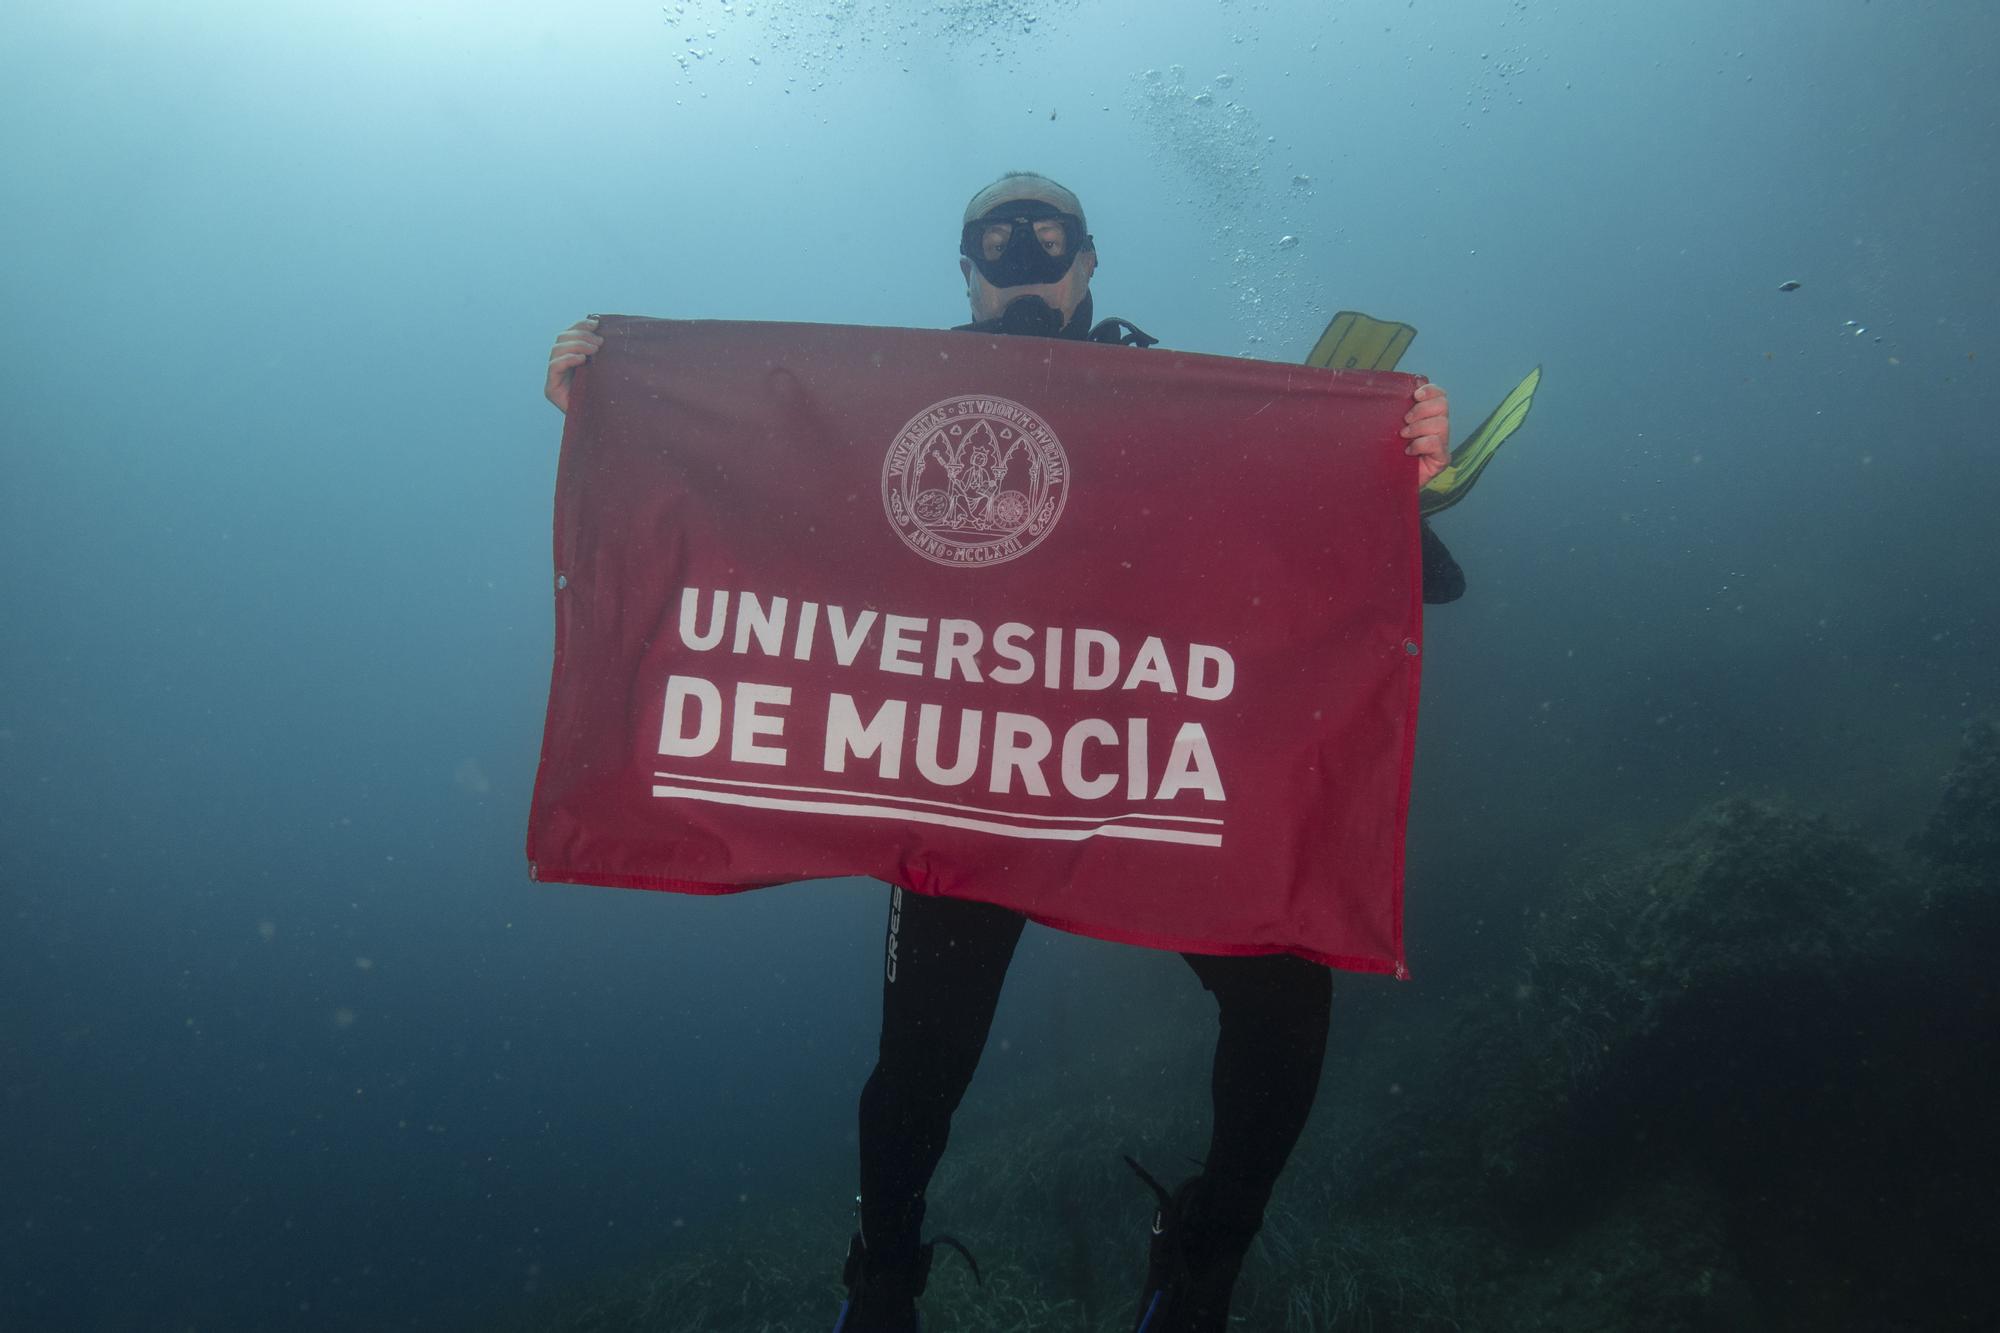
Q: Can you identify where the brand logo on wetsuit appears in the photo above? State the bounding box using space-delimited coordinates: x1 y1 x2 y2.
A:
885 885 904 983
882 394 1068 567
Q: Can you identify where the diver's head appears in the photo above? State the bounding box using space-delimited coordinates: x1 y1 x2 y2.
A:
959 171 1098 331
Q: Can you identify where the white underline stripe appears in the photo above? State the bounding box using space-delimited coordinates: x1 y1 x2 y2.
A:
650 785 1225 848
652 770 1225 827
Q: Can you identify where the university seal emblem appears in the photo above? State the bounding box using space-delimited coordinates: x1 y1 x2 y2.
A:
881 394 1069 567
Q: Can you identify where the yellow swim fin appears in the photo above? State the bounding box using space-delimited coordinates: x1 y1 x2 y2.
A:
1302 310 1542 517
1419 365 1541 517
1305 310 1418 371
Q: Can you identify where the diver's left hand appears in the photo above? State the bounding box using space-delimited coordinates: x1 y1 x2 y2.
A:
1403 383 1450 487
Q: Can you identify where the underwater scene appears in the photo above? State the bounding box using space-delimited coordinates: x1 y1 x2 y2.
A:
2 1 1995 1329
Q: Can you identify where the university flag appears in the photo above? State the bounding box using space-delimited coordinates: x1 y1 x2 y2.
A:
527 317 1426 974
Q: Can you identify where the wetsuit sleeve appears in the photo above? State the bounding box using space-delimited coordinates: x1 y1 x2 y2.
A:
1420 519 1465 604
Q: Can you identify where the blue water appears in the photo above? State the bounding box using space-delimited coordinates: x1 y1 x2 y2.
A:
2 1 1994 1328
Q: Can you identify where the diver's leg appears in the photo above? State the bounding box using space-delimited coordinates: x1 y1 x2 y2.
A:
1132 952 1331 1330
857 885 1026 1251
1184 951 1333 1229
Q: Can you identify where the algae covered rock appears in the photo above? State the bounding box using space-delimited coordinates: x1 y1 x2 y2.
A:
1331 799 1902 1210
1521 798 1894 1073
1912 719 2000 870
1910 719 2000 940
1378 799 1908 1205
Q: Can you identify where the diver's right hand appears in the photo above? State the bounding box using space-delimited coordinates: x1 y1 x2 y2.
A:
544 317 604 414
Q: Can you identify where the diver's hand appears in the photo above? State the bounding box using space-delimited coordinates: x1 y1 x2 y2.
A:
1403 383 1450 487
545 317 604 414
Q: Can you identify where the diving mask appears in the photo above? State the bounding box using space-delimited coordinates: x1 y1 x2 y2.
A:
960 200 1094 288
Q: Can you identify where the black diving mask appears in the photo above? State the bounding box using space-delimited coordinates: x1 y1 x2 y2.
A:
960 200 1094 288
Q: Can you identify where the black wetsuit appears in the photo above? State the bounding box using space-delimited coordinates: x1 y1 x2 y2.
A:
857 306 1465 1256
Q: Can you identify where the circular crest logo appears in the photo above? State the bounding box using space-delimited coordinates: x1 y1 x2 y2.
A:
882 395 1068 567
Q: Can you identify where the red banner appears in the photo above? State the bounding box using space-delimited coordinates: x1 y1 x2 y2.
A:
527 318 1426 974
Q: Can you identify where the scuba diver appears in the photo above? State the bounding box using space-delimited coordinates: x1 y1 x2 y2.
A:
543 172 1460 1333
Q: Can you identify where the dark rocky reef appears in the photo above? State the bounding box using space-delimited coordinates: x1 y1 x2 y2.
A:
1322 723 2000 1331
1910 717 2000 944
